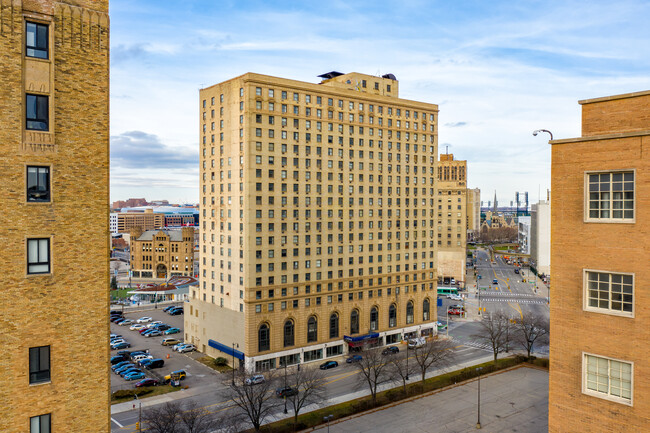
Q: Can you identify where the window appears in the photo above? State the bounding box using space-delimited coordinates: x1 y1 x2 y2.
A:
26 22 48 59
406 300 414 324
27 166 50 202
329 313 339 339
583 353 632 405
350 309 359 334
27 238 50 274
258 323 270 352
30 414 51 433
585 271 633 316
29 346 50 384
307 316 318 342
586 171 634 221
284 320 294 347
389 304 397 327
370 306 378 331
423 298 430 321
26 94 48 131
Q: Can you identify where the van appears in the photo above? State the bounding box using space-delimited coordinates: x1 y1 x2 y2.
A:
148 359 165 369
408 337 426 349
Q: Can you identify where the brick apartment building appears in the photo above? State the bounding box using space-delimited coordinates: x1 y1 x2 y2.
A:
0 0 110 431
549 90 649 431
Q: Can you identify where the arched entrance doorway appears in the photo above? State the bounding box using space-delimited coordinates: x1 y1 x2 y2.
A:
156 263 167 279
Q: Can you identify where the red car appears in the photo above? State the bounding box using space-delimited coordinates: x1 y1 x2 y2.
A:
135 378 158 388
447 308 463 316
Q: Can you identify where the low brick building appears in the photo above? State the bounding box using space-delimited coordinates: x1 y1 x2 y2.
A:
130 227 195 279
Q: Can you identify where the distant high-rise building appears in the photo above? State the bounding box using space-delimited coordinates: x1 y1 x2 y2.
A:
188 72 441 371
549 90 649 432
0 0 110 431
466 188 481 241
530 200 550 275
436 153 468 284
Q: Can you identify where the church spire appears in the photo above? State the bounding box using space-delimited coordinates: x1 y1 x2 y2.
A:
493 191 498 212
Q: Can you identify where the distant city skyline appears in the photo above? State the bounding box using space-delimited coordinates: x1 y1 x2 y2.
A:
110 0 650 203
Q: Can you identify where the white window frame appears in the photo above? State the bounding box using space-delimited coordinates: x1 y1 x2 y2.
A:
583 269 634 318
582 352 633 406
584 170 635 223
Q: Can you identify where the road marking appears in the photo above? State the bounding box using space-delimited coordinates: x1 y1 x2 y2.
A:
111 418 123 428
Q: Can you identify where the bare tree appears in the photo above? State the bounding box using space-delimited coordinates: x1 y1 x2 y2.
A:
143 401 223 433
387 350 417 392
142 402 181 433
282 364 328 426
352 346 393 406
177 400 218 433
412 338 455 385
224 369 280 432
473 311 510 362
513 312 550 358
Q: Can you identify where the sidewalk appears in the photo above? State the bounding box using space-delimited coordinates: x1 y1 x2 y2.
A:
111 383 218 414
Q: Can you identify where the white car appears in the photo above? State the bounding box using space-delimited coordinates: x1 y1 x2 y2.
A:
245 375 265 386
172 342 186 351
133 354 153 362
130 324 146 331
146 321 163 329
137 317 153 323
178 344 196 353
447 294 462 301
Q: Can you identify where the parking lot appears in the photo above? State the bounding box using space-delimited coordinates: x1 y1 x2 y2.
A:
110 306 220 392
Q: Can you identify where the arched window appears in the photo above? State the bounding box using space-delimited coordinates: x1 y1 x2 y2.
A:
423 298 430 321
350 309 359 334
406 301 414 324
389 304 397 328
258 323 270 352
370 307 379 331
284 320 294 347
329 313 339 339
307 316 318 342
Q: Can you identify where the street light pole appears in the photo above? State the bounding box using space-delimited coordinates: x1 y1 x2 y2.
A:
476 367 482 429
283 362 288 414
406 342 410 381
232 342 236 386
134 394 142 433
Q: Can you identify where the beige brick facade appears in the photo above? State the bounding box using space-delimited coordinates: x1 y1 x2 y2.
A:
130 227 194 279
188 72 442 371
0 1 110 431
115 208 165 233
549 91 650 432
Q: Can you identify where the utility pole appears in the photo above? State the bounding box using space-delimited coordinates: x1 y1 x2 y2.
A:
283 362 288 414
133 394 142 433
476 367 482 429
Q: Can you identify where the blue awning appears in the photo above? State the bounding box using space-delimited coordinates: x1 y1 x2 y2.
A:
343 333 379 343
208 339 244 360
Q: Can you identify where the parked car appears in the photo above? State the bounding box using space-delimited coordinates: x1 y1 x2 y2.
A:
138 359 153 367
114 364 135 374
164 327 181 335
382 346 400 355
128 351 147 359
163 305 178 312
147 359 165 369
163 370 187 383
110 333 122 339
112 342 130 350
120 367 142 377
110 316 123 323
132 354 153 362
124 371 146 381
161 338 181 346
144 330 162 338
346 355 363 363
154 324 171 331
245 374 266 385
117 319 134 326
110 310 124 316
275 386 298 398
169 308 184 316
408 337 426 349
172 342 187 351
320 361 338 370
447 294 462 301
135 378 159 388
112 361 131 371
111 355 128 365
130 324 146 331
146 321 163 329
178 344 196 353
113 318 126 325
137 317 153 323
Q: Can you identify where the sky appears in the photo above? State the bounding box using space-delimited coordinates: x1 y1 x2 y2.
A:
109 0 650 206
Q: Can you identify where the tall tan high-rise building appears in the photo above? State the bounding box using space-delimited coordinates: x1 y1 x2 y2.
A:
187 72 440 371
0 1 110 432
549 90 649 431
466 187 480 241
435 153 467 284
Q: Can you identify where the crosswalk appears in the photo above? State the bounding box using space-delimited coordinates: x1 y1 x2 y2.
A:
452 338 493 352
480 297 548 304
479 292 538 297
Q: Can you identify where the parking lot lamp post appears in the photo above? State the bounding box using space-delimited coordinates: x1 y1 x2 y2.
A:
476 367 482 429
231 343 237 386
324 415 333 433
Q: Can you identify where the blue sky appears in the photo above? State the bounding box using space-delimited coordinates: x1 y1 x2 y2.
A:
109 0 650 206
